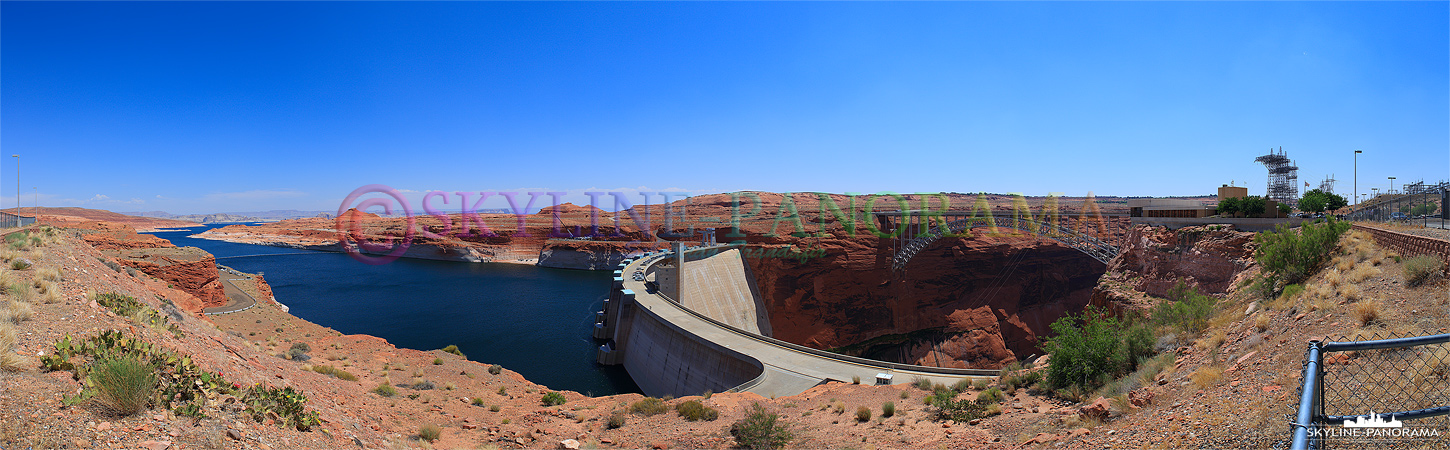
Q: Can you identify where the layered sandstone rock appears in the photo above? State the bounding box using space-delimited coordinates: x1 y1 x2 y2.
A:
70 219 227 312
1105 224 1256 299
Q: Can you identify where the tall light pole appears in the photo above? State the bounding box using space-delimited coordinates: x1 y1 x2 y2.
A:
1354 150 1362 207
1372 188 1380 221
1388 176 1396 195
11 155 18 215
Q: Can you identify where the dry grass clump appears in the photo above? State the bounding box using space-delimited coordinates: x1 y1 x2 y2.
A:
90 355 157 416
1340 284 1363 302
1324 269 1344 288
1347 265 1379 283
1196 329 1226 352
1353 299 1381 326
1253 313 1271 332
5 283 30 304
36 267 60 283
0 324 25 372
1190 365 1223 388
1 301 31 323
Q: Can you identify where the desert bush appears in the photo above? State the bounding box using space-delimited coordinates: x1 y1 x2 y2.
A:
372 383 397 397
541 391 566 406
410 379 435 390
676 399 719 421
9 259 30 271
470 397 485 406
731 403 792 450
928 390 987 422
1254 314 1271 332
851 375 860 384
1254 219 1351 290
854 405 872 422
1043 306 1155 395
630 397 668 416
607 412 626 429
975 387 1004 405
912 376 933 391
832 401 846 414
1404 255 1445 287
1153 280 1218 332
432 357 443 365
881 401 895 417
418 424 441 443
973 378 990 390
440 344 466 359
89 355 157 416
489 404 501 412
488 364 502 375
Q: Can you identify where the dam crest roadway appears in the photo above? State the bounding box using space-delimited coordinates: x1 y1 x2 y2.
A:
593 242 997 399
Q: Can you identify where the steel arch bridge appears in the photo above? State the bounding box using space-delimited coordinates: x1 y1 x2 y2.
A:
882 214 1121 271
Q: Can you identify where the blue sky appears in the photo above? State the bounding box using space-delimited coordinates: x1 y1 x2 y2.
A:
3 2 1446 214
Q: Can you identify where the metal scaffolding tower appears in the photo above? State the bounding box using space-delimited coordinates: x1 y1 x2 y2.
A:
1256 147 1299 207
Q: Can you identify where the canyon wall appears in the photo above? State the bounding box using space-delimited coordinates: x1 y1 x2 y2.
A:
1092 225 1257 311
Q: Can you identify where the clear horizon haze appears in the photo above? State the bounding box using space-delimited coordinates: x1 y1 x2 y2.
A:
3 2 1446 215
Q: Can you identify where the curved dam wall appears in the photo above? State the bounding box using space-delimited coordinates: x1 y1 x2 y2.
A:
594 249 765 397
596 244 998 398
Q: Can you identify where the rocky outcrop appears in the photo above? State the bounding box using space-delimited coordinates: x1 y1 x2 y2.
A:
112 247 228 310
1102 225 1256 300
68 219 227 312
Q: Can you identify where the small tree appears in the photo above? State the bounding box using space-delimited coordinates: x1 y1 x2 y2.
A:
1216 197 1241 217
1277 203 1291 217
732 403 792 450
1240 196 1267 218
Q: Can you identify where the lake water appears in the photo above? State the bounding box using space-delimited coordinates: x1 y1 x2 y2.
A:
145 224 640 396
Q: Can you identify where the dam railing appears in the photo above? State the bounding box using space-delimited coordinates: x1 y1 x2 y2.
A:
632 245 1001 380
1291 332 1450 449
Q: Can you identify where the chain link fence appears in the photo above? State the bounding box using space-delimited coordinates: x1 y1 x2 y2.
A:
1291 331 1450 449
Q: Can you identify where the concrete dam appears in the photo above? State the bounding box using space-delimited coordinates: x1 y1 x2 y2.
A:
593 242 997 399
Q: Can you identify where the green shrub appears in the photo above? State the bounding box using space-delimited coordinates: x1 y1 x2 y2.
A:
1254 218 1351 289
607 412 626 429
490 404 500 412
912 376 933 391
470 397 485 406
731 403 792 450
854 405 871 422
89 355 157 416
440 344 466 358
630 397 668 416
9 259 29 270
488 364 502 375
928 390 986 422
372 383 397 397
419 424 441 443
432 357 443 365
1152 280 1217 333
1404 255 1445 286
881 401 895 417
1043 306 1155 396
541 391 566 406
975 387 1004 405
676 399 719 421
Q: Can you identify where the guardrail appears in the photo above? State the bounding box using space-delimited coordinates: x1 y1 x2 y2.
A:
1291 332 1450 449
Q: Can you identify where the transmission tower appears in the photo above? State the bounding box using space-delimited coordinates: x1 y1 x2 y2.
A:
1319 174 1337 194
1255 147 1299 207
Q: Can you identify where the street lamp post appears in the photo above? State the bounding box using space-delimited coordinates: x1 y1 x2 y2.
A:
1388 177 1397 221
10 155 17 215
1354 150 1362 208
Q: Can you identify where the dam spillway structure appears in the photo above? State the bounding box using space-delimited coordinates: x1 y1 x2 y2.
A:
1257 147 1300 208
592 241 996 398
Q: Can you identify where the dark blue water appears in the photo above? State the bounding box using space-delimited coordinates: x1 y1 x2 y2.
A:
145 224 639 396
